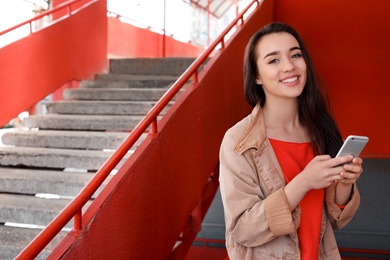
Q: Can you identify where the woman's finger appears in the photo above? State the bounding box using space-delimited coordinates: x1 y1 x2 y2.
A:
343 163 363 174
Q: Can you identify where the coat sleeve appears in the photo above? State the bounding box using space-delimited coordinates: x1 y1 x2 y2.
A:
325 183 360 230
219 131 299 247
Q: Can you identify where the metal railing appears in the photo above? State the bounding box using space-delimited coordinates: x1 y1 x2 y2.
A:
0 0 90 37
15 0 262 258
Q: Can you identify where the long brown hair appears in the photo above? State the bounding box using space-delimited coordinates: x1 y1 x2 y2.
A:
243 22 343 156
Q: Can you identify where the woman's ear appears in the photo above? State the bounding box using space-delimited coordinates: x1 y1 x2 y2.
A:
256 77 262 85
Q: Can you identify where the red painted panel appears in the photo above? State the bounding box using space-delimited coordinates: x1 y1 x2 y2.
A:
107 17 204 58
0 0 107 127
49 1 274 258
274 0 390 157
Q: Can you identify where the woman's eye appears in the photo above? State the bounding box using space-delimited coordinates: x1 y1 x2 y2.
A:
292 53 302 58
268 59 278 64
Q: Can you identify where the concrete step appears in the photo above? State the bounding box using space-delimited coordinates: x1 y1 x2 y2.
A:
0 193 84 227
22 114 148 131
45 100 172 115
109 58 195 75
0 224 67 260
63 88 168 101
0 147 130 171
81 74 178 89
0 167 111 197
2 130 144 150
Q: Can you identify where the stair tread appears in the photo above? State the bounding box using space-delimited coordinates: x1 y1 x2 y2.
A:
0 167 111 196
1 130 144 150
45 100 172 116
0 167 95 183
0 146 119 155
0 224 67 259
47 100 161 104
94 74 179 80
63 88 169 101
0 146 131 170
109 57 195 75
22 114 147 131
2 129 130 138
80 79 174 89
0 193 92 227
0 193 72 212
68 87 169 90
24 114 146 119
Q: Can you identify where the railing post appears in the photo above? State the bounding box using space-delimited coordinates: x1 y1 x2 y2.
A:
162 0 167 57
193 72 198 85
151 119 158 134
207 0 211 46
74 210 82 231
220 38 225 50
237 16 244 29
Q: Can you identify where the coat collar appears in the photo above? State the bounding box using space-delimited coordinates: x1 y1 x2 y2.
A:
233 104 267 155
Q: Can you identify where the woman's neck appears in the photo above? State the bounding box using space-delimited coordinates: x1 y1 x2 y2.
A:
262 98 310 143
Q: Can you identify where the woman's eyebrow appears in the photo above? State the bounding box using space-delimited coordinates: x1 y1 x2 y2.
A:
263 51 279 60
290 46 301 52
263 46 301 60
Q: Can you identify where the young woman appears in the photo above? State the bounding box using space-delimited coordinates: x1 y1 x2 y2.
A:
219 22 362 259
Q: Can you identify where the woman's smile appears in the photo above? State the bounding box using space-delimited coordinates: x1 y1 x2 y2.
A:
280 75 300 85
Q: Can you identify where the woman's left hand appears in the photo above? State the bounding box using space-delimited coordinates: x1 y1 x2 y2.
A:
338 157 363 184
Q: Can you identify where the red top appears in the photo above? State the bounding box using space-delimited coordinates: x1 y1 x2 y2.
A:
269 138 324 260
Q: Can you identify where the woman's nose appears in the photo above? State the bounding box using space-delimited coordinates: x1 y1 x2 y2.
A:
282 58 294 72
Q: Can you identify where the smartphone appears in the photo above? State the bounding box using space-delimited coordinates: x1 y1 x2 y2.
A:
336 135 369 158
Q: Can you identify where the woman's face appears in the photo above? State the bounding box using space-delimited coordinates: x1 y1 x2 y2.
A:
255 32 307 103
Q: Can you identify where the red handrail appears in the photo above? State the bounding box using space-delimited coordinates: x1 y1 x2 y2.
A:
0 0 88 37
15 0 262 258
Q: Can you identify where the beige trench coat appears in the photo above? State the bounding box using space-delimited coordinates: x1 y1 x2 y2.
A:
219 105 360 260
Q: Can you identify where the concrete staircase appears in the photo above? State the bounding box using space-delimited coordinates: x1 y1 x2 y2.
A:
0 58 195 259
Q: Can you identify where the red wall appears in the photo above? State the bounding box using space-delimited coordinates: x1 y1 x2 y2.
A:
0 0 107 127
274 0 390 157
107 17 204 58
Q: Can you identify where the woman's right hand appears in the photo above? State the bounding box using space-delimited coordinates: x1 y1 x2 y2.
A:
300 155 353 190
284 155 353 211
